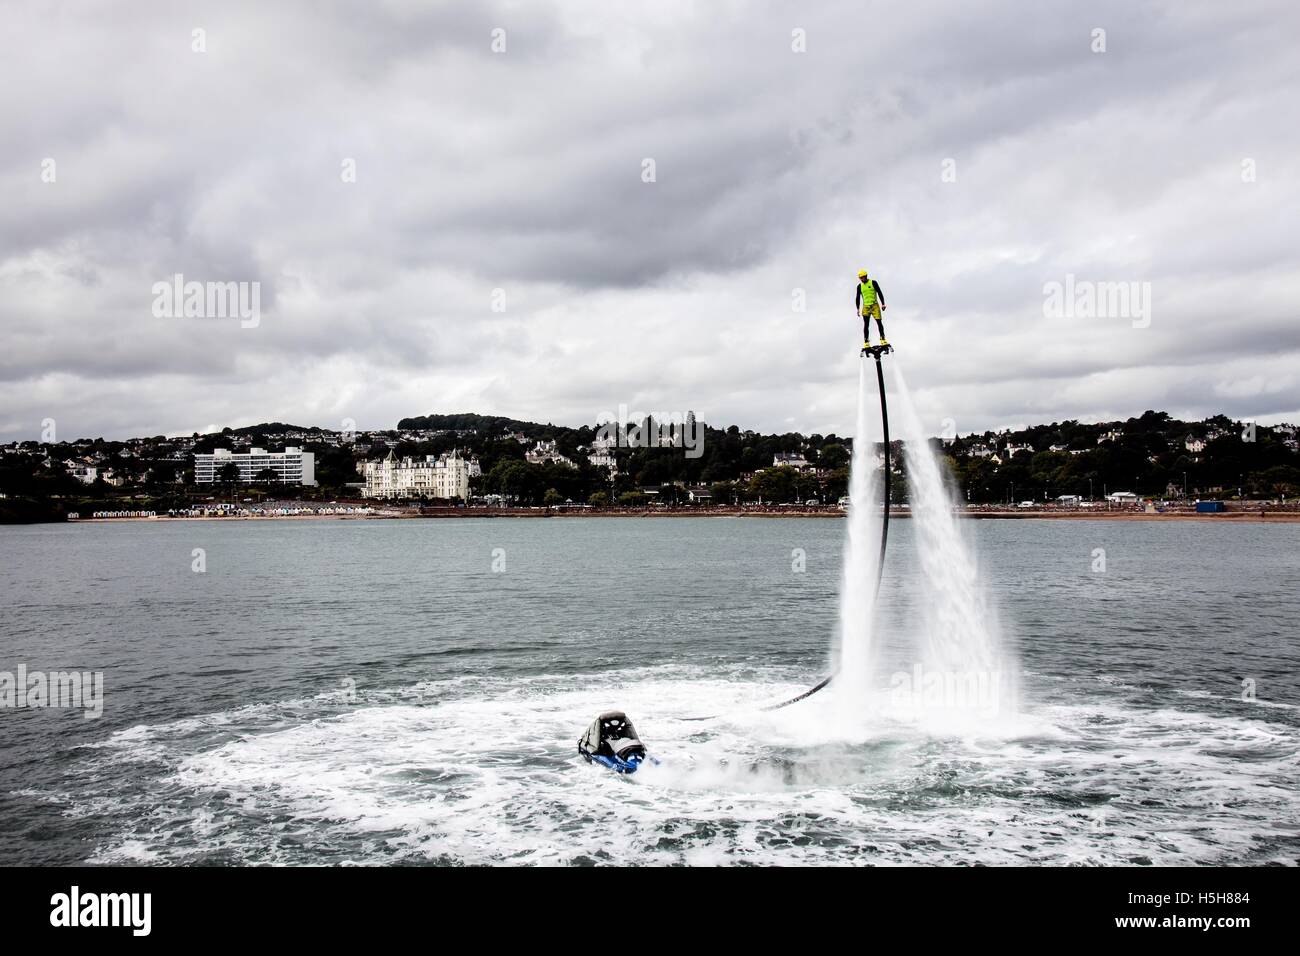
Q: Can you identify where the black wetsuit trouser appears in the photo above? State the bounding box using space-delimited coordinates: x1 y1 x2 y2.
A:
863 310 886 343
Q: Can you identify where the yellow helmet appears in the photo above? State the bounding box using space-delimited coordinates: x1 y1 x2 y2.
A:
857 268 869 279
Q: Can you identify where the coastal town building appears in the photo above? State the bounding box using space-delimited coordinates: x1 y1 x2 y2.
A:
194 447 316 485
773 452 811 469
363 450 474 499
525 439 576 468
585 435 618 473
587 449 618 473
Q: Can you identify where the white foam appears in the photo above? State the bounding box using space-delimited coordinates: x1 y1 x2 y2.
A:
69 668 1300 865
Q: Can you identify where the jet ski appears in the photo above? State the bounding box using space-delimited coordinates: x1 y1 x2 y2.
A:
577 711 651 773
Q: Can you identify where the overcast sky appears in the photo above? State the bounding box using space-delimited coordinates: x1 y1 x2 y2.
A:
2 0 1297 442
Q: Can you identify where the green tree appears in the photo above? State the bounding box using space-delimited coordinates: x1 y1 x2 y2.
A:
487 459 533 503
818 443 850 470
748 467 797 503
217 462 240 486
824 467 850 501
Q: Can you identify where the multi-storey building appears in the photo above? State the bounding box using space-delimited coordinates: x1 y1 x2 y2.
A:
363 451 473 499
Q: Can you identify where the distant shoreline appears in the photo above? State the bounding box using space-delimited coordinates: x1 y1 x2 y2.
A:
66 507 1300 524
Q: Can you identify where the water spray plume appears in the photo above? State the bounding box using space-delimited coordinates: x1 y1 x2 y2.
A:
890 362 1018 722
831 358 884 707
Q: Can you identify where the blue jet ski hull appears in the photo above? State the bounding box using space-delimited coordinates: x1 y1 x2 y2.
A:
583 752 649 774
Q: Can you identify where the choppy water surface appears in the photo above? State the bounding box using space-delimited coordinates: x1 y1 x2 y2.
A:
2 517 1297 865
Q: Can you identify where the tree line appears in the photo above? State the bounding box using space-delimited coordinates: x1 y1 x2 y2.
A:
2 409 1296 519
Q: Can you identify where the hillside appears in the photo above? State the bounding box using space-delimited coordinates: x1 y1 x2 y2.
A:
1 409 1296 514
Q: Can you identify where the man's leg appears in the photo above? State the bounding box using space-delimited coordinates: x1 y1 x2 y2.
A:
874 304 887 343
862 313 871 345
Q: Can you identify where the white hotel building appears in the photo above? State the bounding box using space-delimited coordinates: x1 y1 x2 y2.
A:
363 451 477 500
194 447 316 485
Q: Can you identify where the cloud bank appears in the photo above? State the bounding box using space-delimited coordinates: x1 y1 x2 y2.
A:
2 0 1297 441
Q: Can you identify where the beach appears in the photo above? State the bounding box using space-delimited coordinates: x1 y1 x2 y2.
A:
71 505 1300 523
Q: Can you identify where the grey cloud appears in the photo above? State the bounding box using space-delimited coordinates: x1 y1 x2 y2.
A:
1 0 1297 440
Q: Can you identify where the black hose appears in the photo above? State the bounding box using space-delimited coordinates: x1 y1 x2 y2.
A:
684 348 891 720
